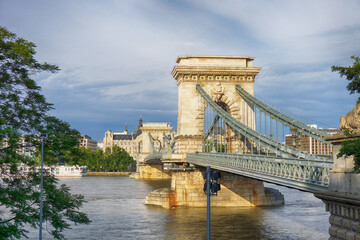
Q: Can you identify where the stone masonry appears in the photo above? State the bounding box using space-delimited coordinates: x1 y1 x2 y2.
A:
130 164 171 180
146 169 284 208
171 55 261 154
315 133 360 240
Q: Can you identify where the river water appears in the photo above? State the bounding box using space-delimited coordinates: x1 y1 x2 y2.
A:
27 176 329 240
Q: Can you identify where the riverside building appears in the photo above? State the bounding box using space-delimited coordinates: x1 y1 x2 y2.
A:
103 117 172 161
80 135 98 153
285 125 340 156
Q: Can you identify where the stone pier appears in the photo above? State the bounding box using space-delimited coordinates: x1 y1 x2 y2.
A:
146 169 284 208
129 164 171 180
315 133 360 240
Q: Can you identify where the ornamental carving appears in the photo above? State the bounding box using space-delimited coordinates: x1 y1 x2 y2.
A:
340 101 360 131
210 83 225 101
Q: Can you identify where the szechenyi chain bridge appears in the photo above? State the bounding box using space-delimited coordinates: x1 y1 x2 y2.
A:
128 56 360 240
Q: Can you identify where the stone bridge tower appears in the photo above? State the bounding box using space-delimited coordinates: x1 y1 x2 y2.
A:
145 56 284 208
171 56 261 154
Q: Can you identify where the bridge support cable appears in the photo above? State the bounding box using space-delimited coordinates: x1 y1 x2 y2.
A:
203 115 220 144
186 152 332 192
197 85 324 160
236 86 331 144
255 104 290 146
204 101 236 154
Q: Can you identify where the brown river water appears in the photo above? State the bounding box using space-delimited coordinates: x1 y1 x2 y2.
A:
26 176 329 240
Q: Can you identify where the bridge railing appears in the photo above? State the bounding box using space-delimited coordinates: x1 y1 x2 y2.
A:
186 152 332 192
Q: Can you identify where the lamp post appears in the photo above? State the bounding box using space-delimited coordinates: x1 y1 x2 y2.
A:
39 133 47 240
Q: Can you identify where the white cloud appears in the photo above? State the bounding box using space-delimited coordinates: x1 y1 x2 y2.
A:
1 0 359 139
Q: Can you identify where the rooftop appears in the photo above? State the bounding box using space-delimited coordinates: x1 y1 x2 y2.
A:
175 55 255 67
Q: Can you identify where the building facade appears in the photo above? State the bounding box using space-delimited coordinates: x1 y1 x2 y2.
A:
285 126 340 156
1 135 36 157
103 117 172 161
80 135 98 153
97 141 104 150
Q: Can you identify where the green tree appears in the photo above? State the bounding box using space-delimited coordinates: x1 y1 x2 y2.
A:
0 26 90 239
81 146 135 172
93 148 103 171
337 132 360 173
75 147 93 167
332 56 360 97
119 148 135 171
332 56 360 172
103 147 112 171
119 149 128 170
35 117 83 166
110 146 122 171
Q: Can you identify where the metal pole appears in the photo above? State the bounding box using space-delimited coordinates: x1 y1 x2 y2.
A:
259 110 262 134
39 134 45 240
220 118 222 152
276 120 279 142
265 115 267 137
282 125 285 144
206 166 211 240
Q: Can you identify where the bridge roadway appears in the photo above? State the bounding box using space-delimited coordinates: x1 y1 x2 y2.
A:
145 152 332 193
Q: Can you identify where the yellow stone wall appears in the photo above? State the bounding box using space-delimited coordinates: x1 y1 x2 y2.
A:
145 169 284 208
173 135 203 154
130 165 171 180
170 170 268 207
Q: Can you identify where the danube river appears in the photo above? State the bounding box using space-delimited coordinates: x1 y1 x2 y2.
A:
27 176 329 239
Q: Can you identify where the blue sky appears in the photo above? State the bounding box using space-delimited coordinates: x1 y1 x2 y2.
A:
1 0 359 141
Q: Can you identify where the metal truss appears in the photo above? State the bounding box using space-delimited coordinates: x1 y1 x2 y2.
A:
203 115 220 142
186 152 332 192
197 85 324 160
236 85 331 143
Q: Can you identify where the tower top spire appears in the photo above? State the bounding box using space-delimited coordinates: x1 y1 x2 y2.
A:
139 116 143 127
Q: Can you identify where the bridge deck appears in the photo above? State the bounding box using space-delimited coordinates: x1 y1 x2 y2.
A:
186 152 332 193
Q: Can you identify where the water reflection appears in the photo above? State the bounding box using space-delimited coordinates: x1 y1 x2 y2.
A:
161 207 268 240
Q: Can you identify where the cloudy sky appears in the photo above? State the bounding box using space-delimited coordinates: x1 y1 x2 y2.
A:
1 0 359 141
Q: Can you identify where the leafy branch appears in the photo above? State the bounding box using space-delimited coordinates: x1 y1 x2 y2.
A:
332 56 360 172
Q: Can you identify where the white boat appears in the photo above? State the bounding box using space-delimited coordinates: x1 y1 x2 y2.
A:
18 164 87 177
52 165 87 177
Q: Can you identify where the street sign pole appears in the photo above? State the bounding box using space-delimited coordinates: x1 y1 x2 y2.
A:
206 166 211 240
204 167 221 240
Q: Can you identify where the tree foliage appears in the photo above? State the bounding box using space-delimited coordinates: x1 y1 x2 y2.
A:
77 146 135 172
332 56 360 172
332 56 360 97
337 136 360 173
0 26 90 239
336 128 360 173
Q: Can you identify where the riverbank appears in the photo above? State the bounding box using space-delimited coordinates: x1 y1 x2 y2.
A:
87 172 132 176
